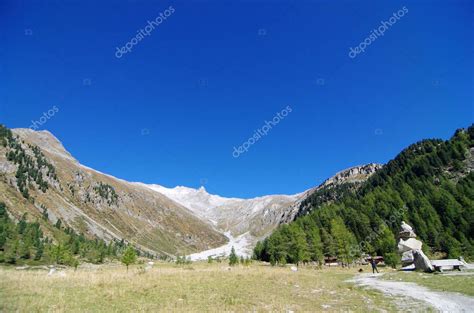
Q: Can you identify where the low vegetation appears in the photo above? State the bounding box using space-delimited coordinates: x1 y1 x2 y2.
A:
92 182 118 206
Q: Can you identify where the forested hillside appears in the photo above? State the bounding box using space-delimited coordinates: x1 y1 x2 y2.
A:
254 125 474 266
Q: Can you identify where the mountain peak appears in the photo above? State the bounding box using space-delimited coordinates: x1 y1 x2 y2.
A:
321 163 382 187
12 128 75 162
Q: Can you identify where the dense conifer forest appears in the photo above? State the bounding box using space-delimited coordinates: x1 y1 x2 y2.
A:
254 125 474 266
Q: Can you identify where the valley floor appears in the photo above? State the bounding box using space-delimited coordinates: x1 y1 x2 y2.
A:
0 263 395 312
2 262 474 312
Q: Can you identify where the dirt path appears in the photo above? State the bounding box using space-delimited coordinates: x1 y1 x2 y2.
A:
352 273 474 312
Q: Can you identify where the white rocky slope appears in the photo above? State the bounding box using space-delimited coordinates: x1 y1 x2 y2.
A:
139 183 303 258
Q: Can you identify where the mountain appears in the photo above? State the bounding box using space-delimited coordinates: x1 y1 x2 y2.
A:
141 184 302 258
0 127 227 257
295 163 382 218
255 125 474 266
143 184 300 235
140 164 381 259
0 125 383 260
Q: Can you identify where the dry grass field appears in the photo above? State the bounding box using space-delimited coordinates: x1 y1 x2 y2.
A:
0 262 397 312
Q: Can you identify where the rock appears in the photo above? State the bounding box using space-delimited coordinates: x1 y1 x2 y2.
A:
413 250 434 273
401 221 413 233
401 250 414 265
398 238 422 253
399 230 415 240
401 264 416 271
48 268 56 276
15 266 29 270
399 221 417 239
290 266 298 272
147 261 154 266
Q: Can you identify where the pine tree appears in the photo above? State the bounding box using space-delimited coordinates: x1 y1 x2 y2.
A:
121 246 137 271
229 246 238 266
17 214 27 234
305 224 323 264
331 217 357 266
34 242 44 260
288 223 309 265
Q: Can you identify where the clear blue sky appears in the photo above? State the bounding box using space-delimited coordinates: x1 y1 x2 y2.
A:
1 0 473 198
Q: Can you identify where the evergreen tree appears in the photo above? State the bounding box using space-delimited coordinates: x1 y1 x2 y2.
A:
288 223 310 265
121 246 137 271
301 219 323 264
229 246 238 266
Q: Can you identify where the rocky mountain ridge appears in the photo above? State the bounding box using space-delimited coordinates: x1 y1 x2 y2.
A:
320 163 382 188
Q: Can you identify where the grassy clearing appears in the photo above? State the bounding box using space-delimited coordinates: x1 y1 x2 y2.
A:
383 271 474 297
0 262 397 312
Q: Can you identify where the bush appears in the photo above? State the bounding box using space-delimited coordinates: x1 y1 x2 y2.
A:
384 252 399 269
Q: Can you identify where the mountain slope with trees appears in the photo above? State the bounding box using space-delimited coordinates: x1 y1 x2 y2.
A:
0 125 227 258
0 201 132 266
254 125 474 266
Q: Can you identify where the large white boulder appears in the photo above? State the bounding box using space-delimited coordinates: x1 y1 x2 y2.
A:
398 238 422 253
